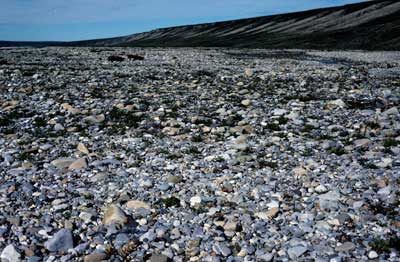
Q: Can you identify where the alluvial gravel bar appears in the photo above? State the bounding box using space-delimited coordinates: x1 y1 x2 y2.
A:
0 47 399 261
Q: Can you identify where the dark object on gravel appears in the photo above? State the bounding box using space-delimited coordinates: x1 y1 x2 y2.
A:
345 97 389 110
127 54 144 61
0 58 9 65
107 55 125 62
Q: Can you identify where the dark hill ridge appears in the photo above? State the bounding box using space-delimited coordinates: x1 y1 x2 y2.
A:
0 41 64 48
2 0 400 50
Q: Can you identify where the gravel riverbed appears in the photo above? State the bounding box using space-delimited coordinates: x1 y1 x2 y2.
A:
0 47 399 261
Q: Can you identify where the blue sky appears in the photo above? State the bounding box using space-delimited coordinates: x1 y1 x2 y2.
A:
0 0 366 41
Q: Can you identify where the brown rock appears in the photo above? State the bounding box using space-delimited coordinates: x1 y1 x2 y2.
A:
68 158 87 170
2 100 18 111
61 103 80 114
84 252 107 262
126 200 150 210
162 127 180 136
202 126 212 133
83 114 105 124
77 143 89 155
21 162 33 168
255 207 279 220
167 175 183 184
103 205 128 225
293 167 307 177
392 221 400 227
51 158 76 169
23 247 35 257
326 99 346 110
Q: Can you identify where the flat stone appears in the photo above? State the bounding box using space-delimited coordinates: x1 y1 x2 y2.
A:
326 99 346 110
202 126 211 133
241 99 251 106
77 143 89 154
293 167 307 177
336 213 352 224
83 114 105 124
54 123 64 131
255 207 279 220
231 135 248 151
51 158 76 168
61 103 80 114
272 108 287 116
90 173 109 182
103 205 128 225
149 254 170 262
376 158 392 168
318 191 341 211
354 139 371 148
213 242 231 257
126 200 150 210
383 106 398 116
79 212 93 223
223 221 238 232
44 229 74 253
315 184 328 193
286 111 299 120
245 69 254 76
190 196 202 207
68 158 87 170
377 186 391 196
140 179 154 188
2 100 18 111
287 246 307 260
1 244 21 262
167 175 183 184
26 256 41 262
335 242 356 252
162 127 180 136
257 253 274 262
368 251 378 259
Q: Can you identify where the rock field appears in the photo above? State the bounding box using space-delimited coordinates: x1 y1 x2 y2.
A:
0 47 399 261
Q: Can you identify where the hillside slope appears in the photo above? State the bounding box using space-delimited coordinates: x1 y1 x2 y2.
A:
2 0 400 50
73 0 400 50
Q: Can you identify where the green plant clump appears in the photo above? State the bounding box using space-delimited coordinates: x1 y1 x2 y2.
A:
366 121 380 129
266 123 281 131
34 117 47 127
187 146 201 155
0 110 23 127
17 152 32 161
162 197 181 208
109 107 144 128
328 147 346 156
371 237 400 253
383 139 399 148
191 134 203 143
277 116 288 125
303 124 316 133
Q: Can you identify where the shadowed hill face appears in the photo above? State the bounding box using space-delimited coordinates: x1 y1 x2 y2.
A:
2 0 400 50
0 41 64 48
69 0 400 50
